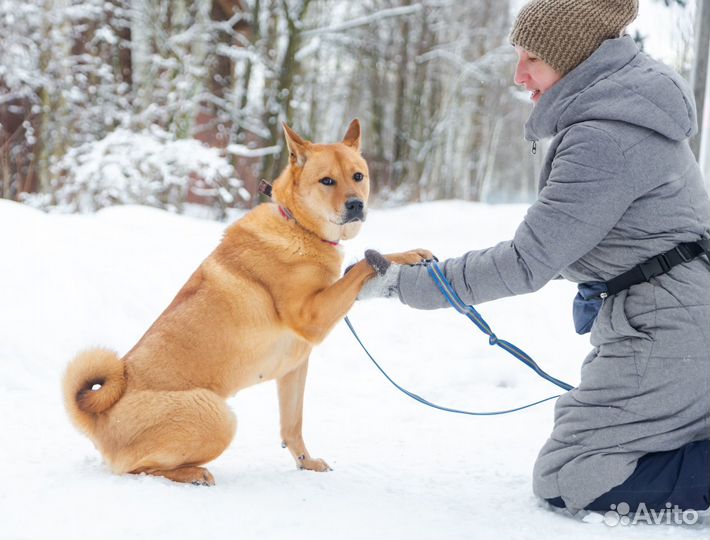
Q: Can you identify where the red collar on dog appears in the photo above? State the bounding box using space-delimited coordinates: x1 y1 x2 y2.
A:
277 206 340 247
277 205 294 221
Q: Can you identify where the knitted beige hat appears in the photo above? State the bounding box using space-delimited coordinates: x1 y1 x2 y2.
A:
510 0 639 75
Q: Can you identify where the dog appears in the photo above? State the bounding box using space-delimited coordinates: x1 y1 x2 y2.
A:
62 119 432 485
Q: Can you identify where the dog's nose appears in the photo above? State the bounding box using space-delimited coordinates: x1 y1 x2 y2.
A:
344 198 365 222
345 198 364 213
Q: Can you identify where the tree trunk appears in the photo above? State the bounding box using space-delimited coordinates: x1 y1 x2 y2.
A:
690 0 709 158
261 0 312 181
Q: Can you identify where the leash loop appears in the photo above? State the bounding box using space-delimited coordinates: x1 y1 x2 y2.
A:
345 260 575 416
426 261 573 392
344 316 562 416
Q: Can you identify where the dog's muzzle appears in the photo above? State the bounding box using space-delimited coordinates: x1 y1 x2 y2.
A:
343 198 365 223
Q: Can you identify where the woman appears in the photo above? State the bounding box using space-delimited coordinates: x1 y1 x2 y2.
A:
358 0 710 513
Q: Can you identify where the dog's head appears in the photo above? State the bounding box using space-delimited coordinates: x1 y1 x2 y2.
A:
272 119 370 243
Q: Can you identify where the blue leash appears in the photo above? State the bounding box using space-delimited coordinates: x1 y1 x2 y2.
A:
344 261 574 416
426 261 573 392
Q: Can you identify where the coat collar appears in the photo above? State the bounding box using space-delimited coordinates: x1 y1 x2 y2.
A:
524 36 640 142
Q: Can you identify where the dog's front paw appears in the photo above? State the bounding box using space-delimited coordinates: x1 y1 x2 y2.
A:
298 455 332 472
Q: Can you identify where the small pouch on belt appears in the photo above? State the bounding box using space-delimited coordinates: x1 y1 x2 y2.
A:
572 282 608 335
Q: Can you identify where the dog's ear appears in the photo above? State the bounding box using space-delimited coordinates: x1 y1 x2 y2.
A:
282 123 309 167
342 119 361 153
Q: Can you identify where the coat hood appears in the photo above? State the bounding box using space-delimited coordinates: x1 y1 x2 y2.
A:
525 35 698 142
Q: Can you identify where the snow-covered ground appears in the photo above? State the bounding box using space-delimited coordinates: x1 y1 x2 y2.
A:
0 199 706 540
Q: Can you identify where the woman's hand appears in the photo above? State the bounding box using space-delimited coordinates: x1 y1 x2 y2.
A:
357 249 436 300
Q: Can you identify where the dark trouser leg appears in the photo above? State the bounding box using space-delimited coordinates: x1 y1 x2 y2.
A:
547 440 709 511
546 496 565 508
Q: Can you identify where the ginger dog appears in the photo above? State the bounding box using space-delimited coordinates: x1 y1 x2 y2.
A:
63 119 432 485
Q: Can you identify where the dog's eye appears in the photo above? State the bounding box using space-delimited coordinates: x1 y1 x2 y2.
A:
353 172 364 182
320 177 336 186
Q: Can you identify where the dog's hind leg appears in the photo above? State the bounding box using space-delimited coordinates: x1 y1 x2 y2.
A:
102 388 236 485
277 359 331 472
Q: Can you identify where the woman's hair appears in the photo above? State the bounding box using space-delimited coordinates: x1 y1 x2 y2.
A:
510 0 639 75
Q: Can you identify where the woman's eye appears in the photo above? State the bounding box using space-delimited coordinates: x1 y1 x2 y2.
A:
320 177 336 186
353 172 364 182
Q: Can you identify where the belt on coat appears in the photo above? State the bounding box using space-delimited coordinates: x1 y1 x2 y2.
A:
573 238 709 335
602 238 709 298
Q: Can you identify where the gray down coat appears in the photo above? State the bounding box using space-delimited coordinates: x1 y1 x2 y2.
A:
395 36 710 511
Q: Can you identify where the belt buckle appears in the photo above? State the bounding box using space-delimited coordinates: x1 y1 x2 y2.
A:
658 253 672 273
640 255 668 280
673 245 693 263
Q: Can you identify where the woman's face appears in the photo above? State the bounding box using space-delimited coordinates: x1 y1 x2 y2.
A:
514 46 562 104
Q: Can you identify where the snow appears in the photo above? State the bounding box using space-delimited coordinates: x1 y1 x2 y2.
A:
301 4 423 37
225 143 282 158
0 199 707 540
20 128 246 214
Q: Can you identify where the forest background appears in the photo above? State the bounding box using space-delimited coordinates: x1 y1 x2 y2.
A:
1 0 708 218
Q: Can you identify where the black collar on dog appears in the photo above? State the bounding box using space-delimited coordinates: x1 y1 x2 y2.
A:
257 179 273 198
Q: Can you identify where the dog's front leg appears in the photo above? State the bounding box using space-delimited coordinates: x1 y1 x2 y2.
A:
289 249 433 344
286 259 374 344
277 358 331 472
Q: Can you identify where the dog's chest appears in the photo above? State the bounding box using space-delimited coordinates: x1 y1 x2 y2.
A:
232 328 312 389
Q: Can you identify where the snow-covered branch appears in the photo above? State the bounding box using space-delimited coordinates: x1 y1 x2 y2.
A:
416 44 513 79
301 4 423 37
226 144 281 158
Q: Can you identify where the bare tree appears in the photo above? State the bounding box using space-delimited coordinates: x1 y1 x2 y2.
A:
1 0 545 213
690 0 709 158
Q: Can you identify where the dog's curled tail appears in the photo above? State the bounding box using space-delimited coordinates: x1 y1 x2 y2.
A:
63 348 126 432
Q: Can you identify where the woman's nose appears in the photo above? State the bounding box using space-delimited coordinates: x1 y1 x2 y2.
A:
514 60 527 86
